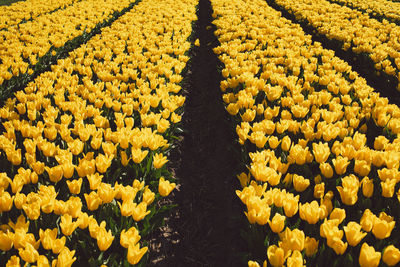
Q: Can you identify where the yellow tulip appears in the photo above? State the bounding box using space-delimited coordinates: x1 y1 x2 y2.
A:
158 177 176 197
383 245 400 266
131 148 149 164
337 175 359 205
304 237 319 257
97 182 116 204
372 217 395 239
132 202 150 221
0 230 13 251
18 243 39 263
332 156 350 175
359 243 381 267
287 250 303 267
45 165 63 183
127 243 148 265
381 179 397 198
312 141 330 163
361 177 374 198
292 174 309 192
344 221 367 247
142 187 155 205
153 153 169 169
84 191 102 211
96 227 114 251
60 214 79 236
56 247 76 267
120 227 141 248
360 209 376 232
319 162 333 178
299 201 320 224
95 154 114 173
267 245 285 267
86 173 103 190
0 190 13 212
329 208 346 224
269 213 285 233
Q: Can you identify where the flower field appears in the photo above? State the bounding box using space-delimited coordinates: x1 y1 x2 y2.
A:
0 0 196 265
1 0 400 266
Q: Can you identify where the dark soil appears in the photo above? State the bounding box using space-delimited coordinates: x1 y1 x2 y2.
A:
148 0 246 266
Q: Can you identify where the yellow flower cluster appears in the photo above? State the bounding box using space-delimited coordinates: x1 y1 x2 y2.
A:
0 0 78 30
0 0 196 265
329 0 400 22
212 0 400 266
0 0 136 86
273 0 400 91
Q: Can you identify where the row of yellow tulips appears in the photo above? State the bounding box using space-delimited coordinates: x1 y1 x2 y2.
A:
0 0 79 31
329 0 400 23
0 0 196 265
0 0 137 90
211 0 400 265
269 0 400 92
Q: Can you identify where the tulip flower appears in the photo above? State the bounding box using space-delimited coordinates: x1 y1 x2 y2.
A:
372 217 395 239
337 175 359 205
18 243 39 263
304 237 319 257
329 208 346 224
86 173 103 190
267 245 285 267
158 177 176 197
344 221 367 246
360 209 376 232
283 194 299 217
381 179 397 198
97 182 116 203
60 214 79 236
0 230 13 251
131 148 149 164
359 243 381 267
96 227 114 251
299 201 319 224
142 186 155 205
132 202 150 221
269 213 285 233
383 245 400 266
120 227 141 248
332 156 350 175
56 247 76 267
313 141 330 163
361 177 374 198
287 250 303 267
292 174 309 192
127 243 148 265
66 178 83 195
153 153 169 169
84 191 102 211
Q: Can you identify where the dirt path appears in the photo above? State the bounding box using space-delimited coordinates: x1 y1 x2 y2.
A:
148 0 246 266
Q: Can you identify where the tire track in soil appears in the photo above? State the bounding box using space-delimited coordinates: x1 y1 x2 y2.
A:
148 0 246 266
